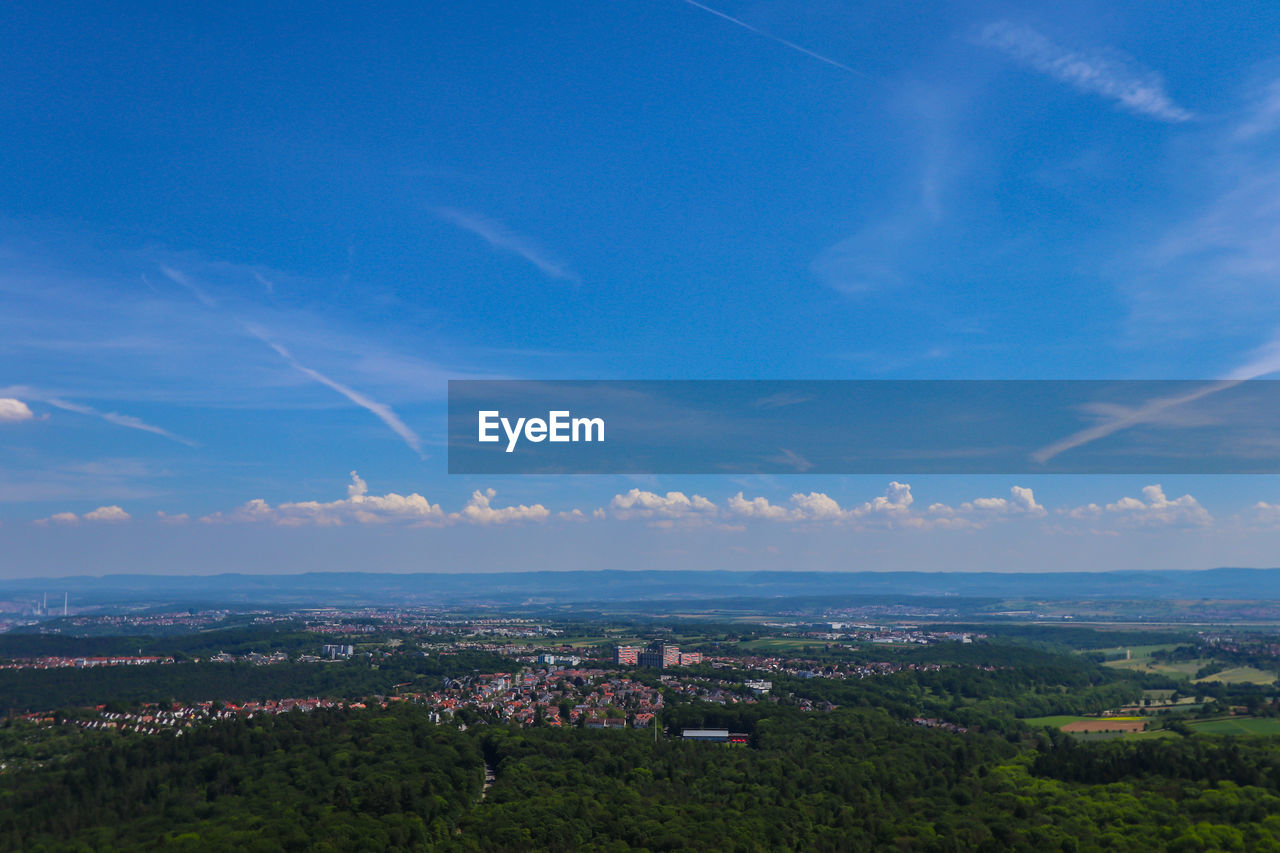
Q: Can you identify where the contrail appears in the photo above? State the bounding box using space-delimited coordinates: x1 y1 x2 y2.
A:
1033 340 1280 464
42 396 198 447
158 265 217 308
679 0 870 79
157 265 425 458
433 208 578 283
245 325 424 458
1031 380 1238 464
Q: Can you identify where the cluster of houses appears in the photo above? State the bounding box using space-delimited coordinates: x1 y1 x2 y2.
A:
37 697 356 735
208 650 289 665
912 717 970 734
15 651 980 746
304 614 562 640
12 637 1000 742
697 653 980 682
0 655 174 670
399 667 667 729
50 611 232 631
1200 632 1280 658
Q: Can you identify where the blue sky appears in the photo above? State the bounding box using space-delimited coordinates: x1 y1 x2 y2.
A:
5 1 1280 576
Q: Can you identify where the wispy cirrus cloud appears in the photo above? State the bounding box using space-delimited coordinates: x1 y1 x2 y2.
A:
43 397 198 447
978 21 1193 123
158 265 217 307
811 82 966 300
434 208 578 283
1085 70 1280 393
244 325 424 457
155 260 428 458
0 386 196 447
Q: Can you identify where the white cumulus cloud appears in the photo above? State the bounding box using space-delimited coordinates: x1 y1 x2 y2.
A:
1066 484 1210 526
0 398 35 423
853 481 914 516
727 492 794 520
1253 501 1280 526
793 491 850 520
204 471 446 526
200 473 560 527
456 488 551 525
610 489 717 520
83 505 130 522
727 483 912 523
35 512 81 525
955 486 1045 515
36 505 131 524
726 491 848 521
927 486 1045 528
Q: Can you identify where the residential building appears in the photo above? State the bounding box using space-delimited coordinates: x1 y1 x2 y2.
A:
538 653 581 666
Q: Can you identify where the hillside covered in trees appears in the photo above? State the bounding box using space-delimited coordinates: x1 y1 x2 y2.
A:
6 701 1280 851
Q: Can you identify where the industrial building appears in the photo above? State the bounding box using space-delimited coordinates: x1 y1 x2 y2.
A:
681 729 749 744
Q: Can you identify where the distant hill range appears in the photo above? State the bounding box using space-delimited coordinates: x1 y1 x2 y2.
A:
2 568 1280 608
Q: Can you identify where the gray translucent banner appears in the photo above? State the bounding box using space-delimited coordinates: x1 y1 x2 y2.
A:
447 380 1280 474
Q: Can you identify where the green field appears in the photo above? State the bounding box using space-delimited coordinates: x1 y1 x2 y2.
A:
1194 666 1278 685
1104 655 1275 684
1096 644 1177 661
737 638 827 652
1071 729 1174 742
1188 717 1280 736
1106 656 1206 676
1023 715 1160 741
1023 715 1093 728
1022 715 1143 728
1096 643 1279 685
526 635 619 647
